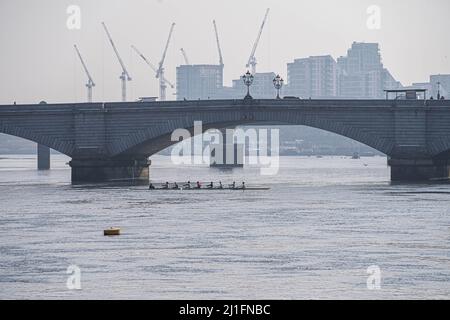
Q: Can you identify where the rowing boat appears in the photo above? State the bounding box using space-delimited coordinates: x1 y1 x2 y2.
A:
148 187 270 191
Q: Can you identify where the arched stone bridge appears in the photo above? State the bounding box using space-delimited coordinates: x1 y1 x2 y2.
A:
1 99 450 183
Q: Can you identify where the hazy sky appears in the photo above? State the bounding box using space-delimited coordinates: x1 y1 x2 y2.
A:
1 0 449 104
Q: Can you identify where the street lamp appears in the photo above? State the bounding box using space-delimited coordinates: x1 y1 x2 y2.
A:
273 74 284 99
242 70 254 100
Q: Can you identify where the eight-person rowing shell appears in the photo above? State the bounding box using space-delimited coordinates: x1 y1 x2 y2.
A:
148 181 266 190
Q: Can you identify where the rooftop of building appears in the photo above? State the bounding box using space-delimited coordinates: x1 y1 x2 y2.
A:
290 55 335 63
177 64 224 68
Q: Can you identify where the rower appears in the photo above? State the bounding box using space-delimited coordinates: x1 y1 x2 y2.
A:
162 181 169 189
229 181 236 189
241 182 246 190
172 182 179 189
207 181 213 189
196 181 201 189
183 181 191 189
148 183 155 190
218 181 223 189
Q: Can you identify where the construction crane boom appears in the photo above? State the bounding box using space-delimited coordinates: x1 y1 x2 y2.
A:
156 22 175 79
74 45 95 86
213 20 224 66
102 22 131 102
131 45 175 89
74 44 95 102
131 45 158 73
180 48 190 65
246 8 270 74
102 22 131 80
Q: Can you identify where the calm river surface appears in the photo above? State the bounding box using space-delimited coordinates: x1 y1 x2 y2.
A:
0 154 449 299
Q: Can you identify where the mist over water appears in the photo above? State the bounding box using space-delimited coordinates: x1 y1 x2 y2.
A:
0 155 449 299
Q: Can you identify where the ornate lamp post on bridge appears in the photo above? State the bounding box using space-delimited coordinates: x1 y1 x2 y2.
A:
242 70 254 100
273 74 284 99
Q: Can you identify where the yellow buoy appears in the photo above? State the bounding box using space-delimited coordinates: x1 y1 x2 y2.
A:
104 227 121 236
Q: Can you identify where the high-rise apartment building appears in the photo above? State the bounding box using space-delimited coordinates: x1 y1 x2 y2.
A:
176 65 223 100
287 55 337 98
337 42 402 98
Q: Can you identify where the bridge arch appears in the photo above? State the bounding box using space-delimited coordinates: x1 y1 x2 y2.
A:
428 137 450 159
110 112 394 159
0 122 72 156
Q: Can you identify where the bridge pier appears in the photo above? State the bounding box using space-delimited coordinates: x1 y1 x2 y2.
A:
69 158 150 185
389 159 450 182
210 128 244 168
37 144 50 170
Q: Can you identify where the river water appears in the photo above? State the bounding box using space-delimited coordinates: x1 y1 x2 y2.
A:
0 154 449 299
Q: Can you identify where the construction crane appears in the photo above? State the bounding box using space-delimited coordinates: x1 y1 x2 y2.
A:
180 48 190 65
155 23 175 101
74 44 95 102
131 45 175 97
213 20 224 66
246 8 270 74
102 22 132 102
